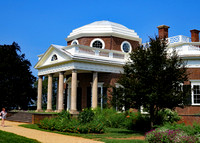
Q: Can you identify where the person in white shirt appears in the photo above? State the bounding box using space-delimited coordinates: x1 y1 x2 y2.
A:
0 108 7 127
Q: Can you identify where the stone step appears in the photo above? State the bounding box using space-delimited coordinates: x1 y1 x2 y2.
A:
6 112 33 123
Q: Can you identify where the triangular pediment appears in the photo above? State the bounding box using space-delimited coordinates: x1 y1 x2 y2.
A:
34 45 72 69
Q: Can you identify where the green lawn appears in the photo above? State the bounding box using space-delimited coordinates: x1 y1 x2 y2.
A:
0 130 40 143
20 124 147 143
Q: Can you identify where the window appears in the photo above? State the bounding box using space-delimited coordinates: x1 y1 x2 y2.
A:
193 85 200 104
121 41 132 53
90 38 105 49
71 40 79 45
51 54 58 61
191 80 200 105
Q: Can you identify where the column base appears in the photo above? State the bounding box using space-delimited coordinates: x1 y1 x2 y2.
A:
57 109 64 112
35 109 43 112
45 109 53 112
69 110 79 115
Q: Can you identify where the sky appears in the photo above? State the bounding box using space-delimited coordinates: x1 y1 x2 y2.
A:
0 0 200 76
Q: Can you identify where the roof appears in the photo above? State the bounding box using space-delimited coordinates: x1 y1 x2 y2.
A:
65 20 141 43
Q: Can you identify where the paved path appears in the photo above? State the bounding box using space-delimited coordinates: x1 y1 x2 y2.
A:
0 121 103 143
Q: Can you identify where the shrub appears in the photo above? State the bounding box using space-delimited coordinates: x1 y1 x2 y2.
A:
124 112 151 131
145 128 199 143
38 117 57 130
57 110 71 120
155 108 180 125
94 108 126 128
38 109 105 134
78 108 94 123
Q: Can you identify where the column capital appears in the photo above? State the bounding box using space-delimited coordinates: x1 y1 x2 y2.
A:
59 71 65 75
38 75 43 78
72 69 77 73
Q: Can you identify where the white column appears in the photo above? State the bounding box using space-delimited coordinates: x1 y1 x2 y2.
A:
46 74 53 112
92 72 98 108
36 75 43 112
70 70 78 114
58 72 64 112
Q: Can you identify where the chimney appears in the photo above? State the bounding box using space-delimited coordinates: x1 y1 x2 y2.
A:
157 25 170 39
190 29 200 42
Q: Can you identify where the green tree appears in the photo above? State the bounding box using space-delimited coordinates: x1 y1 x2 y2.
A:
34 77 58 110
112 36 190 128
0 42 36 110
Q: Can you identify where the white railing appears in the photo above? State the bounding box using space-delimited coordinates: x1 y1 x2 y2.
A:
168 43 200 56
65 45 127 60
167 35 191 44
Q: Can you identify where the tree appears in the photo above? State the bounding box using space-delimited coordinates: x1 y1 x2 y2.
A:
0 42 36 110
34 77 58 110
112 36 190 128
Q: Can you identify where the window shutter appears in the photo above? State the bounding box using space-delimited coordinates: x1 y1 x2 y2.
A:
183 85 191 105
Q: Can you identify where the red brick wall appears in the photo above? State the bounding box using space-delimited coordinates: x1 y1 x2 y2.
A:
187 68 200 80
78 73 92 109
178 115 200 126
68 36 139 52
176 106 200 115
190 29 199 42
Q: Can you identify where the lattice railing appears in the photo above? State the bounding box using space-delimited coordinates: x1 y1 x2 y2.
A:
167 35 191 44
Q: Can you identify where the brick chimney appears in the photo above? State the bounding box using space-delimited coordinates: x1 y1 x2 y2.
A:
157 25 170 39
190 29 200 42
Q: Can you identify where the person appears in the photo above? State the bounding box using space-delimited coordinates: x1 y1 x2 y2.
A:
0 108 7 127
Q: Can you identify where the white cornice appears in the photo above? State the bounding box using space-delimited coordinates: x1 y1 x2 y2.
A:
65 21 142 44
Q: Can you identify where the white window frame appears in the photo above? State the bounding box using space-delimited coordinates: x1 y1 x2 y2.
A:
90 82 104 109
191 80 200 105
90 38 105 49
121 41 132 53
71 39 79 45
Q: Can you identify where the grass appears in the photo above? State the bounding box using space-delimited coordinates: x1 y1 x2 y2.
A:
0 130 40 143
20 124 147 143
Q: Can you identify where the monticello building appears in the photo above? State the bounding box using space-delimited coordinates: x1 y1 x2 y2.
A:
34 21 200 115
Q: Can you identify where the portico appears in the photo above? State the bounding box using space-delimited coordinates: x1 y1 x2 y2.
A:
34 44 127 113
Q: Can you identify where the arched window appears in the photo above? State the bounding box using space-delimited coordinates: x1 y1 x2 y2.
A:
51 54 58 61
90 38 105 49
71 40 79 45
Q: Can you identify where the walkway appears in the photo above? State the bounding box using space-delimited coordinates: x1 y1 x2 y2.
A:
0 121 103 143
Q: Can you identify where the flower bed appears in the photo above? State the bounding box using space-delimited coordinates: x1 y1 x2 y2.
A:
145 128 199 143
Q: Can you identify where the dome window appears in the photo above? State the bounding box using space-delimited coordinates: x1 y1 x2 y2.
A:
71 40 79 45
90 38 105 49
51 54 58 61
121 41 132 53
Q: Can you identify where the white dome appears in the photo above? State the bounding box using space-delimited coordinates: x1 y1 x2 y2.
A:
66 20 141 43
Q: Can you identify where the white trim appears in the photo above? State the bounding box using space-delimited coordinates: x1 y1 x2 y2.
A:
140 106 149 114
65 21 142 44
71 40 79 45
121 41 132 53
190 80 200 105
90 38 105 49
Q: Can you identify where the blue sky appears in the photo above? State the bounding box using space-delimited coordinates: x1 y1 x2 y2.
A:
0 0 200 76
